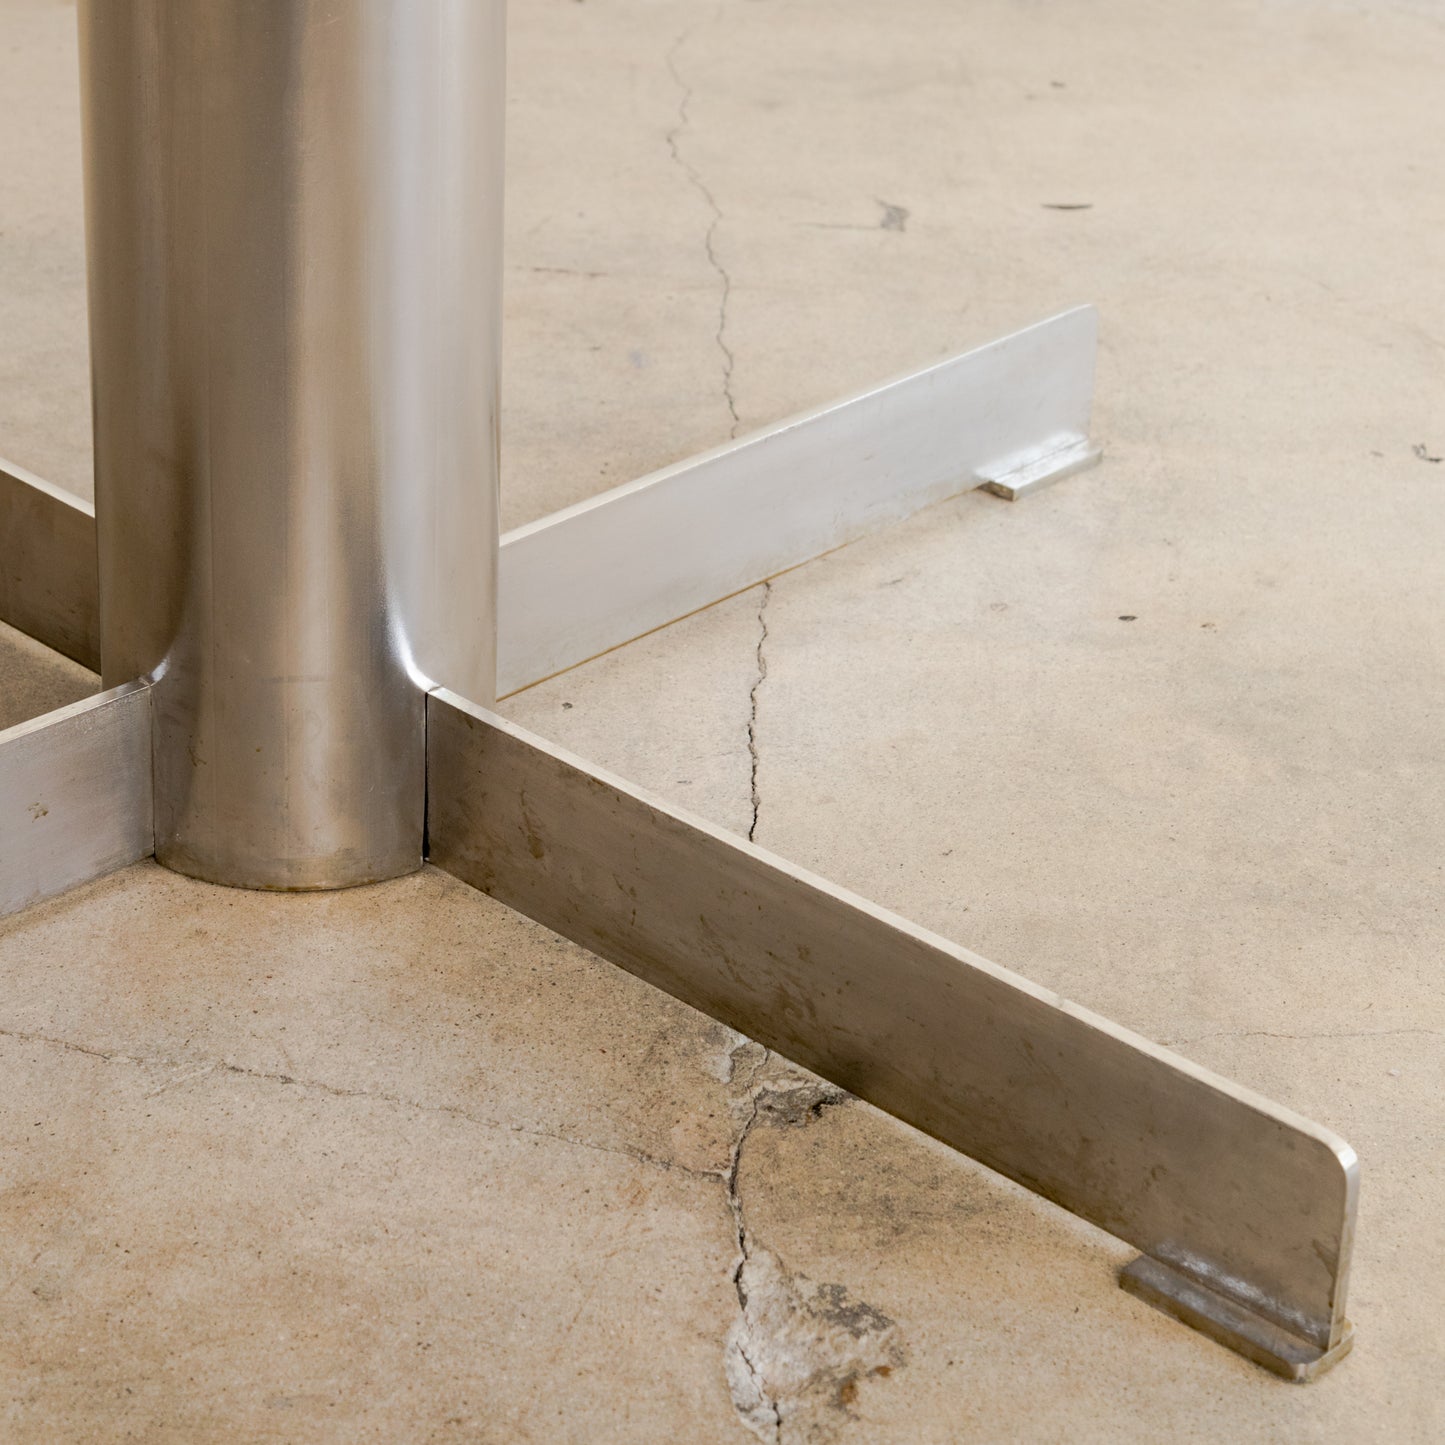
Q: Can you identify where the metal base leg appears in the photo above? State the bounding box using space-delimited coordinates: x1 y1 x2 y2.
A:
0 0 1361 1391
496 306 1099 693
426 687 1356 1378
0 458 99 671
0 683 151 917
0 324 1357 1381
4 306 1100 697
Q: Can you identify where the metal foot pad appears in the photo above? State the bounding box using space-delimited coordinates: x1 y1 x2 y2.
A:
1119 1255 1354 1383
978 435 1101 500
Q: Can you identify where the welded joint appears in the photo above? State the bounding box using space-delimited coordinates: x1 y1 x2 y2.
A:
1120 1255 1355 1382
977 434 1102 501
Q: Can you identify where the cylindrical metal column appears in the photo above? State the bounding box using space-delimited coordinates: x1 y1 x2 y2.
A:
78 1 505 889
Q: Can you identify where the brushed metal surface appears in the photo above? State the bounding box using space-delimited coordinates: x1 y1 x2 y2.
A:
496 306 1098 695
427 687 1356 1365
78 0 504 888
0 458 100 671
0 683 153 918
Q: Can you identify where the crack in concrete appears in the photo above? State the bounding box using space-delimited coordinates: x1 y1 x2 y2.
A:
1162 1025 1442 1050
0 1024 716 1184
0 1026 144 1067
723 1068 889 1444
725 1079 777 1440
6 1019 895 1437
665 22 740 438
747 580 771 842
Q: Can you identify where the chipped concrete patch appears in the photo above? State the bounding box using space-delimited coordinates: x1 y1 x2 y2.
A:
726 1248 906 1443
705 1021 769 1087
717 1058 899 1442
752 1077 846 1130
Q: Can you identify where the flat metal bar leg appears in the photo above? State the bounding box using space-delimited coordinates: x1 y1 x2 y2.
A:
1 304 1095 705
496 306 1100 694
0 682 153 918
426 686 1356 1378
0 458 100 671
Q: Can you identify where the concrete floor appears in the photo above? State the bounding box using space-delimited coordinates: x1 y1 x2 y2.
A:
3 0 1444 1438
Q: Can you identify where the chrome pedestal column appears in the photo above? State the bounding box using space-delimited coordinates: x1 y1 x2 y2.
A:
78 0 504 888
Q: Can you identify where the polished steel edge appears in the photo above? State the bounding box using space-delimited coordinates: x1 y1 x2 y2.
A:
496 305 1099 695
1120 1256 1355 1383
0 682 153 918
424 686 1356 1372
0 457 100 670
977 436 1102 501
